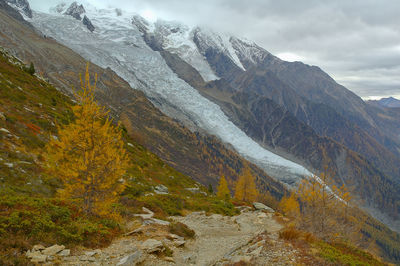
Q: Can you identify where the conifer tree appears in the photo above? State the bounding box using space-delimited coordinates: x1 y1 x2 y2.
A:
234 166 258 202
279 192 300 218
295 166 359 239
217 175 231 201
28 62 35 75
45 64 129 216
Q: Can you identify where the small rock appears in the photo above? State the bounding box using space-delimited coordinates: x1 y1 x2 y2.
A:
33 244 46 251
124 226 144 236
185 187 200 193
85 249 100 256
154 184 169 194
26 250 41 259
134 207 154 220
232 255 252 263
42 244 65 256
164 256 174 262
59 249 70 256
143 218 170 226
174 239 185 247
250 246 263 256
183 254 197 264
253 202 275 212
31 254 47 263
141 239 164 253
0 128 10 133
117 250 144 266
167 234 180 240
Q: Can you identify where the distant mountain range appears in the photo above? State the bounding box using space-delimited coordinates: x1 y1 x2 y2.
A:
369 97 400 108
1 0 400 234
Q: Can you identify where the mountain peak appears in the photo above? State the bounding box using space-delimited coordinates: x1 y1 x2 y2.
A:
64 1 85 20
376 97 400 108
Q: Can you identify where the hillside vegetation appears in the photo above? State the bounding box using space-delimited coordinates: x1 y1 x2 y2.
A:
0 49 238 264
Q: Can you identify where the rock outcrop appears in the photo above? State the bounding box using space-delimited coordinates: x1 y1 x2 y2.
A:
5 0 31 18
82 15 94 32
64 2 85 20
64 2 95 32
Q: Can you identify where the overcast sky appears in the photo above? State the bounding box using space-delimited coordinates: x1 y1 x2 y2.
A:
30 0 400 100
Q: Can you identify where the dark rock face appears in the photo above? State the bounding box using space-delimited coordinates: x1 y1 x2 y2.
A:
5 0 32 18
64 2 85 20
63 2 94 32
82 15 94 32
192 28 243 80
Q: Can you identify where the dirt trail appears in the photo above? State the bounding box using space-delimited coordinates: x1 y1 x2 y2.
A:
170 210 282 265
32 209 300 265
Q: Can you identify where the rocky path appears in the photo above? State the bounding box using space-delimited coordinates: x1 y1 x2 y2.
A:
26 205 301 265
170 209 282 265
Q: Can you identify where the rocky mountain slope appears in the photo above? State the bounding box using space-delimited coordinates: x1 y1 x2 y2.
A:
133 14 400 229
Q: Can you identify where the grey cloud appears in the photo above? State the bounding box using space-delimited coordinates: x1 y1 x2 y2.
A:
29 0 400 99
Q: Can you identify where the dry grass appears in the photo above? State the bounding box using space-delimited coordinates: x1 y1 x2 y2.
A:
279 226 302 241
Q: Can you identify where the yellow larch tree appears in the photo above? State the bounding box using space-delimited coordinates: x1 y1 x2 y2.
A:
295 166 359 240
45 64 130 216
279 192 300 218
234 166 258 202
216 175 231 201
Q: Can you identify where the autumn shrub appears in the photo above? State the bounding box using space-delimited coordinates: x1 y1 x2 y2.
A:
279 226 302 241
168 222 195 239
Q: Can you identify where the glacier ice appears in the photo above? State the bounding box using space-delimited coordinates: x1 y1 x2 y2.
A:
29 6 313 184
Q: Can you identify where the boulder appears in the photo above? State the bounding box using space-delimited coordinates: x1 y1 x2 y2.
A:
117 250 144 266
141 239 164 253
42 244 65 256
253 202 275 213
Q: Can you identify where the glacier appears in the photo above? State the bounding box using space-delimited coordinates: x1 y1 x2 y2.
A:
29 5 313 184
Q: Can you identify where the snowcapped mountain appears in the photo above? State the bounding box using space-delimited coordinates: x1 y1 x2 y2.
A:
28 2 313 185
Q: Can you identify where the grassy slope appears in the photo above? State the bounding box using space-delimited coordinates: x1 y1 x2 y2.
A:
0 49 238 264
